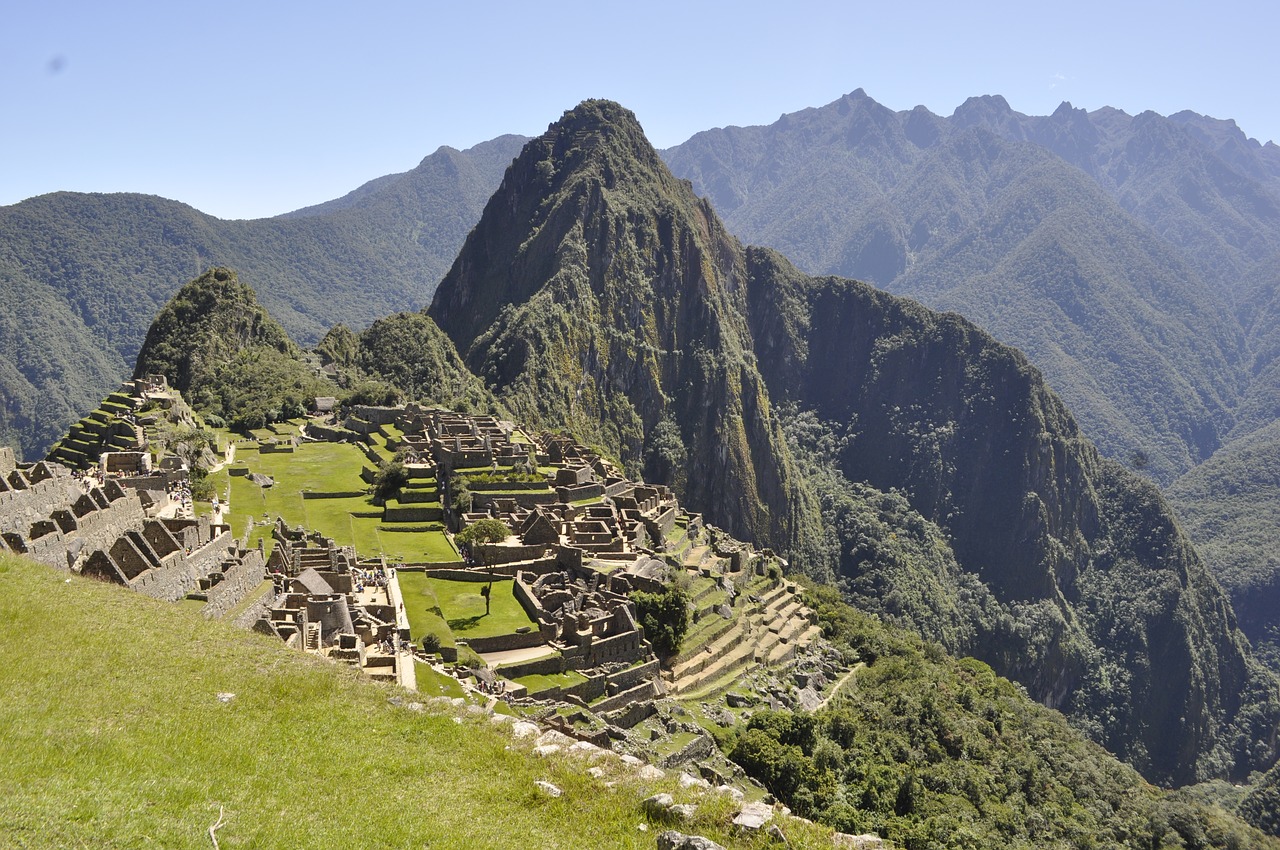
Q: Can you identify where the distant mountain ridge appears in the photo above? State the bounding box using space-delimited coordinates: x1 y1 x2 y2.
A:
0 135 526 460
663 88 1280 485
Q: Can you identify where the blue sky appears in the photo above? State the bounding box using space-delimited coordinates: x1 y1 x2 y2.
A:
3 0 1276 220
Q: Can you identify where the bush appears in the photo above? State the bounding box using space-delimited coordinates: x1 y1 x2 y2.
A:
372 460 409 501
631 584 690 658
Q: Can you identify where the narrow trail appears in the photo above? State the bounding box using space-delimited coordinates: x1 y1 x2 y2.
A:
815 662 865 712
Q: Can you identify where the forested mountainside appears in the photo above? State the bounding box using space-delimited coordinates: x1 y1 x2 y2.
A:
107 272 1279 847
663 89 1280 485
0 135 525 460
420 100 1280 786
1168 419 1280 664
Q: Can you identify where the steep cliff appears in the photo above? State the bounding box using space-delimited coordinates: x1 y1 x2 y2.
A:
423 101 1276 785
742 246 1276 783
429 101 808 549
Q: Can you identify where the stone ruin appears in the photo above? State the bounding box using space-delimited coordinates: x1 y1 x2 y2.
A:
0 447 266 620
254 520 412 687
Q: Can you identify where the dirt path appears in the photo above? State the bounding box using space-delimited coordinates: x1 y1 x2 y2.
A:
815 662 865 712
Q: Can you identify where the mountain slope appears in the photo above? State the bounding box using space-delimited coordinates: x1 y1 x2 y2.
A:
0 135 524 459
422 100 1278 785
429 100 810 550
664 89 1262 484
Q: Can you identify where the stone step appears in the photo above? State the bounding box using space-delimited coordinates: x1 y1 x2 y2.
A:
670 621 745 680
675 639 767 699
670 639 755 696
671 615 737 667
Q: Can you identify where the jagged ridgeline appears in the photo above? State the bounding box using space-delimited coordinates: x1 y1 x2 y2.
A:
422 100 1280 786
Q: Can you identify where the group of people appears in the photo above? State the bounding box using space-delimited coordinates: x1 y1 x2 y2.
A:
352 567 388 594
476 678 508 696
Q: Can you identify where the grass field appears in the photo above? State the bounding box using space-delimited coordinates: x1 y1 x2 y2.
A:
208 439 460 564
0 554 814 848
512 669 588 696
398 573 533 639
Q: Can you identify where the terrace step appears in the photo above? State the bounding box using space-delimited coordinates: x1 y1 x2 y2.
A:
669 621 745 680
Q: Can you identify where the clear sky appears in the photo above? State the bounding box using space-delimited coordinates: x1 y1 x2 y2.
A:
3 0 1276 220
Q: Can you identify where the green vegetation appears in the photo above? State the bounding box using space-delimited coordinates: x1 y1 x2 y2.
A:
1168 420 1280 668
631 584 690 659
421 577 534 639
456 518 513 546
715 582 1279 849
131 268 337 431
0 137 526 460
0 552 820 849
512 670 588 697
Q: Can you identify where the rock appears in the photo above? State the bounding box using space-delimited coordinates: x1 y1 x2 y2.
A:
620 754 645 767
669 803 698 821
656 831 726 850
587 766 607 779
536 729 574 747
606 724 627 739
534 780 563 798
642 793 674 817
637 764 665 780
715 785 745 802
796 686 821 712
511 721 540 739
387 696 404 706
215 692 236 704
725 692 752 708
732 801 774 830
490 713 514 725
766 823 789 845
568 740 605 759
793 672 811 689
831 834 884 849
406 701 425 712
678 772 711 789
533 744 561 757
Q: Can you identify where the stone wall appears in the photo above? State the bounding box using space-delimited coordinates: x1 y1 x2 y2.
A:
200 549 267 620
591 679 658 715
459 628 553 654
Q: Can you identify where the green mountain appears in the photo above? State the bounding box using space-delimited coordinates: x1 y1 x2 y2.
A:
0 135 525 460
429 101 808 550
1167 421 1280 662
663 89 1271 485
131 267 336 429
422 101 1279 786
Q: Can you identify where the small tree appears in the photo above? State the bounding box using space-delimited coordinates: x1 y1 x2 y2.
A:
631 584 691 659
451 479 472 515
372 459 409 502
456 518 512 547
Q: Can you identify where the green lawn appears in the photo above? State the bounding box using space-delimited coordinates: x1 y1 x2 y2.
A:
415 661 466 698
512 669 587 697
418 576 534 639
214 441 460 563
